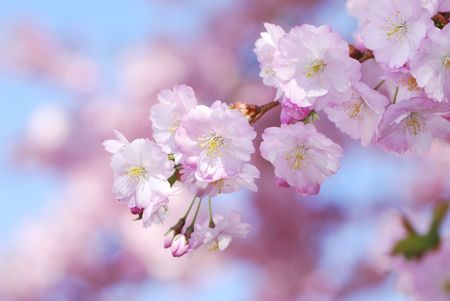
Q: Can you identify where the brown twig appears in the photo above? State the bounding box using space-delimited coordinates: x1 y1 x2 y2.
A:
248 100 280 124
432 12 449 28
349 44 374 63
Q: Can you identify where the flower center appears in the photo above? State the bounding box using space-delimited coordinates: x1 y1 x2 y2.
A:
405 112 425 135
404 76 418 91
442 54 450 70
199 133 225 158
305 59 326 78
127 165 146 179
286 145 307 170
385 13 408 40
206 239 220 252
347 99 366 119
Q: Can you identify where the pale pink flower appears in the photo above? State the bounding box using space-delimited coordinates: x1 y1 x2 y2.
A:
254 23 286 89
180 162 259 198
175 101 256 183
440 0 450 11
106 136 175 227
260 123 343 196
421 0 440 14
191 211 250 252
360 0 432 68
273 24 360 108
377 97 450 154
103 129 130 154
150 84 198 154
410 25 450 103
325 81 390 145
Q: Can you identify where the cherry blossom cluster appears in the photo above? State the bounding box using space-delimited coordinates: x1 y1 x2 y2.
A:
104 85 254 257
104 0 450 257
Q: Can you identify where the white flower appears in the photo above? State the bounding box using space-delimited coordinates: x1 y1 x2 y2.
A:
107 136 175 227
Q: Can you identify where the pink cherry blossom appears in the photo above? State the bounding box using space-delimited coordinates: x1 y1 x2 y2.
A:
175 101 256 183
260 123 343 196
191 211 251 252
377 97 450 154
325 81 390 146
105 136 175 227
150 84 198 154
360 0 432 68
254 23 286 89
273 24 360 108
410 25 450 103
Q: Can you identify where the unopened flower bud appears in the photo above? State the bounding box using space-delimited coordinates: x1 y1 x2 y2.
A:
130 207 144 215
164 229 175 249
171 234 189 257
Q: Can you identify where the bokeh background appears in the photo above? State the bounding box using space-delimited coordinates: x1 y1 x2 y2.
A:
1 0 449 300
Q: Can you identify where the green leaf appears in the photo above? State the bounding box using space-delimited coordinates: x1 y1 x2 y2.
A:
391 201 449 260
167 164 181 187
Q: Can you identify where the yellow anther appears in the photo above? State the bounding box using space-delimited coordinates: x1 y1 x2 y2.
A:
443 54 450 70
286 146 307 170
348 99 365 119
305 59 326 78
127 166 146 179
385 13 408 40
405 112 424 135
199 133 225 158
207 240 220 252
405 77 418 91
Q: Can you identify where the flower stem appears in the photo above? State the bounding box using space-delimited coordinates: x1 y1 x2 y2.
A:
208 197 215 228
183 196 197 219
392 87 399 104
374 80 385 91
249 100 280 124
189 198 202 228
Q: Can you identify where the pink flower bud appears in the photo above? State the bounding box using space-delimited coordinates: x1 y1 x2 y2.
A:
280 97 312 124
130 207 144 215
171 234 189 257
164 230 175 249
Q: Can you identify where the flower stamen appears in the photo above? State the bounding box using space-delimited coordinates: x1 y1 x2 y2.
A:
127 166 146 179
305 59 326 78
442 54 450 70
286 145 307 170
199 133 225 158
405 112 425 135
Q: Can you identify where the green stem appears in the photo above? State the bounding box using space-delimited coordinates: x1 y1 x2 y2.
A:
393 86 399 104
189 198 202 227
208 197 215 228
182 196 197 219
374 80 385 91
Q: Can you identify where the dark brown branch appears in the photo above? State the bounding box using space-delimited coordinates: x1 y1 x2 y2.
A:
432 12 449 28
349 45 374 63
248 100 280 125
